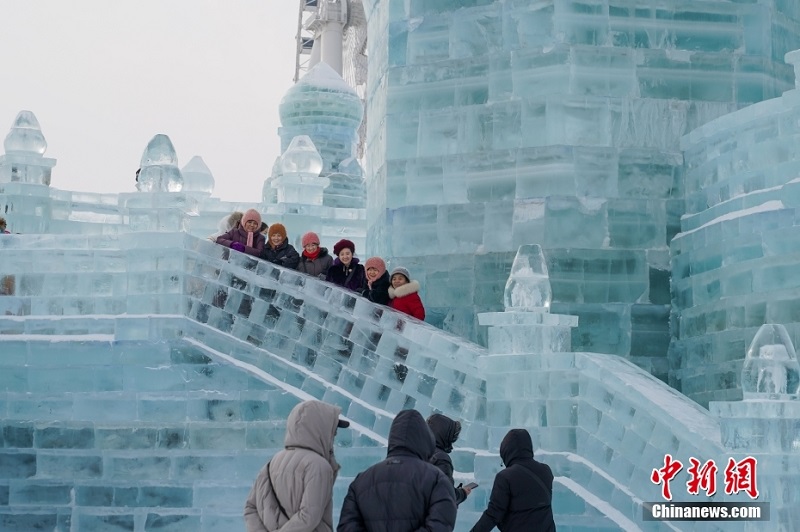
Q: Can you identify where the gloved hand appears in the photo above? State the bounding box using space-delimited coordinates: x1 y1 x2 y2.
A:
230 242 246 252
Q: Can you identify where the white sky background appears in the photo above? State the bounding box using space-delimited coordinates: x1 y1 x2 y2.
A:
0 0 299 202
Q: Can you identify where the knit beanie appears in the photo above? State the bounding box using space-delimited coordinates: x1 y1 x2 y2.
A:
268 223 287 241
333 239 355 256
364 257 386 277
390 266 411 282
302 231 320 248
241 209 261 228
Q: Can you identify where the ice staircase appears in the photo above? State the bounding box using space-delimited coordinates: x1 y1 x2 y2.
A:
0 232 767 530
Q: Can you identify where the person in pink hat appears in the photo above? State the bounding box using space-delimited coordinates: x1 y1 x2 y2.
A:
361 256 391 305
215 209 265 258
296 231 333 279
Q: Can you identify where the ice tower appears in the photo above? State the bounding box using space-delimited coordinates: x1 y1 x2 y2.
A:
266 61 366 209
361 0 800 383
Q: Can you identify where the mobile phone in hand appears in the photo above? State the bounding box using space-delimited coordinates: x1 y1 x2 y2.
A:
464 482 479 490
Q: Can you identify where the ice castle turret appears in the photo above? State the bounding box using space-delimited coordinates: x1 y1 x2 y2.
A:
135 134 184 193
361 0 800 383
180 156 215 196
272 61 366 208
0 110 56 186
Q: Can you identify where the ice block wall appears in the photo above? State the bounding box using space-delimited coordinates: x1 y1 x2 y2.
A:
360 0 800 380
670 49 800 406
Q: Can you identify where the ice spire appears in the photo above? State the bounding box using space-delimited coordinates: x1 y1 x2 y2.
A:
180 156 215 195
4 110 47 155
503 245 552 311
270 135 329 205
741 324 800 399
136 134 183 193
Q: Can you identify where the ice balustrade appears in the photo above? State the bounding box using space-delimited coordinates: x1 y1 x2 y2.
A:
670 50 800 407
6 234 794 528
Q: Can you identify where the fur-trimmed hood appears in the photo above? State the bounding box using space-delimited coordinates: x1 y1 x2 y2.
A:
389 280 420 299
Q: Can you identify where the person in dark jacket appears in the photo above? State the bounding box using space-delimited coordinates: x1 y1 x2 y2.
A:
297 231 333 279
427 414 472 506
326 239 366 293
471 429 556 532
260 223 300 269
361 256 391 305
338 409 457 532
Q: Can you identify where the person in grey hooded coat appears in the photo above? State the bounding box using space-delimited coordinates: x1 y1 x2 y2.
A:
245 400 350 532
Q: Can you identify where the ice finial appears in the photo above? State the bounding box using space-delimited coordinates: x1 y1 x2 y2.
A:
280 135 323 177
180 156 215 195
4 110 47 155
503 244 552 311
741 324 800 399
136 134 183 192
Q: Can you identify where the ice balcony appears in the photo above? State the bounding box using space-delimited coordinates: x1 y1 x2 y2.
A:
0 232 792 531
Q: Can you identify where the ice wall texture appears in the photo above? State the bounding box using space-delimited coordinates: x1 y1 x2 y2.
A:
360 0 800 378
671 49 800 407
6 232 791 530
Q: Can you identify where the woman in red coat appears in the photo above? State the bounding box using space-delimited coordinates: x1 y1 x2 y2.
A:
388 266 425 321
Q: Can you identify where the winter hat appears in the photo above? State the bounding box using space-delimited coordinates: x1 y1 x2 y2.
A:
364 257 386 277
333 238 355 256
268 223 287 241
390 266 411 282
241 209 261 228
302 231 320 248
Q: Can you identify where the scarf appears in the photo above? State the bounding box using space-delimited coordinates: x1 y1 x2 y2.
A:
246 231 254 248
303 248 320 260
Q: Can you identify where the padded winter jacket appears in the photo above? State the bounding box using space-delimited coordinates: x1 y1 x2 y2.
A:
244 400 342 532
325 257 366 293
470 429 556 532
427 414 467 506
338 409 457 532
297 247 334 279
388 280 425 321
216 227 266 258
361 271 391 305
261 239 301 269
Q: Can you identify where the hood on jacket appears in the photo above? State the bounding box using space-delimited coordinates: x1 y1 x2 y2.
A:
427 413 461 454
389 280 420 299
387 409 435 461
285 400 342 464
500 428 534 467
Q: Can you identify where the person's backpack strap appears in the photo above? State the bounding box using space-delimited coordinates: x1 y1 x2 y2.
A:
517 465 552 511
266 461 290 520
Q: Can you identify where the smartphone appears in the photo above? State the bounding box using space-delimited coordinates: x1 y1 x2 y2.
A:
464 482 479 490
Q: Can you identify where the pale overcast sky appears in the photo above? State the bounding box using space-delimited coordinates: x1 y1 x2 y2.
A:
0 0 298 202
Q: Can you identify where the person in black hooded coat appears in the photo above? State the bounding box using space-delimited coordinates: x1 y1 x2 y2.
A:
470 428 556 532
427 413 471 506
338 409 457 532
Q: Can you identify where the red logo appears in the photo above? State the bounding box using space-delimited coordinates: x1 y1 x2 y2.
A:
651 454 683 501
651 455 758 500
724 457 759 499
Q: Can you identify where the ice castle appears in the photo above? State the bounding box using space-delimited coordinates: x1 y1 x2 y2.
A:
2 1 800 530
